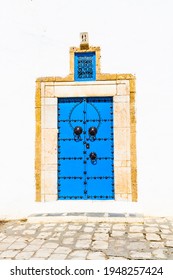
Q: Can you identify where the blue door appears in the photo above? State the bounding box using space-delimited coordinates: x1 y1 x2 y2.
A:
57 97 114 200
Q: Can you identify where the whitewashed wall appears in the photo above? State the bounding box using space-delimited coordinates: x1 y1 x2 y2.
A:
0 0 173 219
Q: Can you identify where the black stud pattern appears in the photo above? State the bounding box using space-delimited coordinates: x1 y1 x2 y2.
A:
59 157 82 160
59 138 83 141
86 157 114 160
59 176 82 179
86 176 113 180
86 119 113 122
58 119 83 123
86 137 113 141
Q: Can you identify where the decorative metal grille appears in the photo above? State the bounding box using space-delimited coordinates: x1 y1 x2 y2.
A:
74 52 96 81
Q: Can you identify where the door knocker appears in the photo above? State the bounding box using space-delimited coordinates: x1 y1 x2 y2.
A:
90 152 97 165
74 126 83 142
88 126 97 141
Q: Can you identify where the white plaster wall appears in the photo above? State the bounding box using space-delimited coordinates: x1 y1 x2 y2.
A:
0 0 173 219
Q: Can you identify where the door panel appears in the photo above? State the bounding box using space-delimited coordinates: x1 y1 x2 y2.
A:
87 159 113 177
58 97 114 200
59 159 83 177
59 140 83 158
87 178 113 199
58 179 84 199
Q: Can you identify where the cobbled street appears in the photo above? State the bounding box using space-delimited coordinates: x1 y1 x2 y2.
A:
0 215 173 260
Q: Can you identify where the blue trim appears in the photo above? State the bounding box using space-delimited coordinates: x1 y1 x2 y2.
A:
74 52 96 81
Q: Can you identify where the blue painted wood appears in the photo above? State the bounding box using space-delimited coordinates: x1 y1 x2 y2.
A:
58 97 114 200
74 52 96 81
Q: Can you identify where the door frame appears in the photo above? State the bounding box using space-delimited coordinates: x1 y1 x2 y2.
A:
35 78 137 202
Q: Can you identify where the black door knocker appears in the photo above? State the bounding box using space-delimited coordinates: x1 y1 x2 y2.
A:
74 126 83 141
89 152 97 164
88 126 97 141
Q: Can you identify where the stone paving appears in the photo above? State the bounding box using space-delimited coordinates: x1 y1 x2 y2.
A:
0 215 173 260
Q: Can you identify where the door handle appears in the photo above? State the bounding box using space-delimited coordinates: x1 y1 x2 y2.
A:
89 126 97 136
88 126 97 141
74 126 83 142
74 126 83 135
90 152 97 164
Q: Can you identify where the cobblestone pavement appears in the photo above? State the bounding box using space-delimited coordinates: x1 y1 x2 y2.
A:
0 215 173 260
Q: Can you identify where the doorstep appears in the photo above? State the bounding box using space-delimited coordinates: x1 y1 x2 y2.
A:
27 212 144 223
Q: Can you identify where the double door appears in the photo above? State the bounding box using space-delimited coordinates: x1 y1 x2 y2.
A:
57 96 114 200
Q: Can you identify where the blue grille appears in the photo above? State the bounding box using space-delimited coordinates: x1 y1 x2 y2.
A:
74 52 96 81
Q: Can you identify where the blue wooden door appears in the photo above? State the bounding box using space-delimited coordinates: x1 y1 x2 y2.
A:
58 97 114 200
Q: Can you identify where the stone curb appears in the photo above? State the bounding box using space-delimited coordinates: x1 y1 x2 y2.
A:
27 214 144 224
